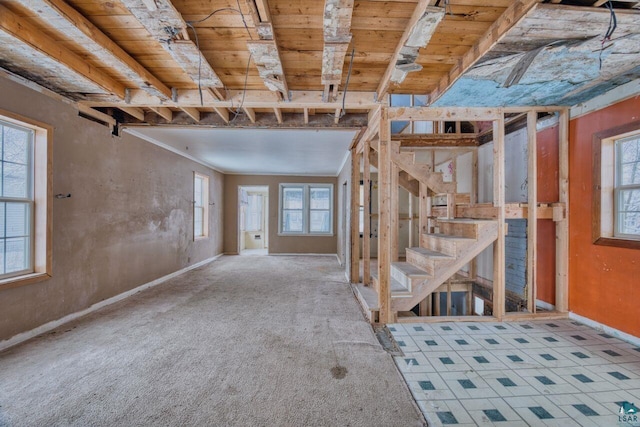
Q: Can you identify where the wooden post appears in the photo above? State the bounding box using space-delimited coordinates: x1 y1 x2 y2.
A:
419 182 429 235
526 111 538 313
350 147 360 283
434 292 441 316
471 148 478 205
556 109 569 312
391 163 399 262
493 115 506 320
363 138 372 286
378 108 393 323
446 193 455 219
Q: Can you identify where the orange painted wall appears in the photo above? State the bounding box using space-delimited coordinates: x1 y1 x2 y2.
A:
536 125 559 305
569 96 640 337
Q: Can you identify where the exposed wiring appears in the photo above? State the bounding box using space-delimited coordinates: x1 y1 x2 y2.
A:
600 1 617 70
230 52 253 123
339 48 356 119
185 5 254 106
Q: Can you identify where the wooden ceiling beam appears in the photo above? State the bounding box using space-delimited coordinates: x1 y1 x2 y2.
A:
321 0 354 102
273 107 283 124
393 133 478 147
150 107 173 121
180 107 201 122
245 0 289 101
123 0 224 90
0 4 126 99
120 107 145 121
21 0 172 100
82 89 380 109
428 0 542 105
376 0 442 100
213 107 230 124
247 41 289 100
243 107 257 123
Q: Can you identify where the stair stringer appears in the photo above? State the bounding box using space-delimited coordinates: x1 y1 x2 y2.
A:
391 150 456 194
391 222 498 311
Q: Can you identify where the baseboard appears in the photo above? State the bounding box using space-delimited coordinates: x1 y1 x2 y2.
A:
536 299 556 311
0 254 223 353
569 312 640 347
269 253 338 257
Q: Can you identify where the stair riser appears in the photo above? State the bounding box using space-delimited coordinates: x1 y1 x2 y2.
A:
405 250 437 275
437 222 478 239
390 267 412 289
420 234 460 256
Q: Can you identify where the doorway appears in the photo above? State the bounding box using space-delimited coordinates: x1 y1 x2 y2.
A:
238 186 269 256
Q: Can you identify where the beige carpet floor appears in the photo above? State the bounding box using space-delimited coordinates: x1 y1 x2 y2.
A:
0 255 424 427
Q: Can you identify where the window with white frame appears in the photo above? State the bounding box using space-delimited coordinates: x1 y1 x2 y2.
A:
593 122 640 248
615 134 640 238
0 111 51 289
0 120 33 278
279 184 333 235
193 173 209 239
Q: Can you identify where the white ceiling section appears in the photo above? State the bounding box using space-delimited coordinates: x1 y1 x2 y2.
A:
124 127 357 176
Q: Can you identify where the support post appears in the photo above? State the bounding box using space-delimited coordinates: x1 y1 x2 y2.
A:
419 182 429 235
378 108 393 323
556 109 569 312
350 147 360 283
391 163 399 262
493 115 506 320
363 138 371 286
526 111 538 313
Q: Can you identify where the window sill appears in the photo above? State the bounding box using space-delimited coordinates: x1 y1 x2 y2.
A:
593 237 640 250
278 233 334 237
0 272 51 292
194 235 209 241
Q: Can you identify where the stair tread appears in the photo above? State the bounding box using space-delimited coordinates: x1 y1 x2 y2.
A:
406 247 453 259
354 284 379 311
391 262 431 278
371 273 411 294
423 233 475 241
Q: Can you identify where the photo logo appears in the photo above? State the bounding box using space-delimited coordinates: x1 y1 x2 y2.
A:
619 402 640 426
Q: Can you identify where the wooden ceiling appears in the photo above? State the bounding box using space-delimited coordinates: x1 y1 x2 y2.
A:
0 0 638 126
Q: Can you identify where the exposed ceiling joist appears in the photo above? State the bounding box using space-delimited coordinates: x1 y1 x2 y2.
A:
393 134 478 147
120 107 145 121
428 0 541 105
150 107 173 121
244 0 290 101
376 0 442 100
243 107 257 123
273 107 283 124
123 0 223 89
21 0 172 100
213 107 230 124
0 4 125 99
180 107 201 122
82 89 379 110
246 41 290 100
321 0 354 102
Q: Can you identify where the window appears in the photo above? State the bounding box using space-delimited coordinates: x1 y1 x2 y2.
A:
615 134 640 238
593 121 640 248
279 184 333 235
193 173 209 239
0 111 51 290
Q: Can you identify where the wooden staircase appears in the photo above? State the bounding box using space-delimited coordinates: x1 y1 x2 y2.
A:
390 141 456 195
360 218 498 317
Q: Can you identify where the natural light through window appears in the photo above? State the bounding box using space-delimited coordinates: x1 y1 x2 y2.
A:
615 134 640 238
279 184 333 235
194 173 209 239
0 120 33 279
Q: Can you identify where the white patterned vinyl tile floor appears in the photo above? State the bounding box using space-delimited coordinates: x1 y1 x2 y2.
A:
389 320 640 427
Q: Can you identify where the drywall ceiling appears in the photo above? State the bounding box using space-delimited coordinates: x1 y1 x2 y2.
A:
124 127 357 176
